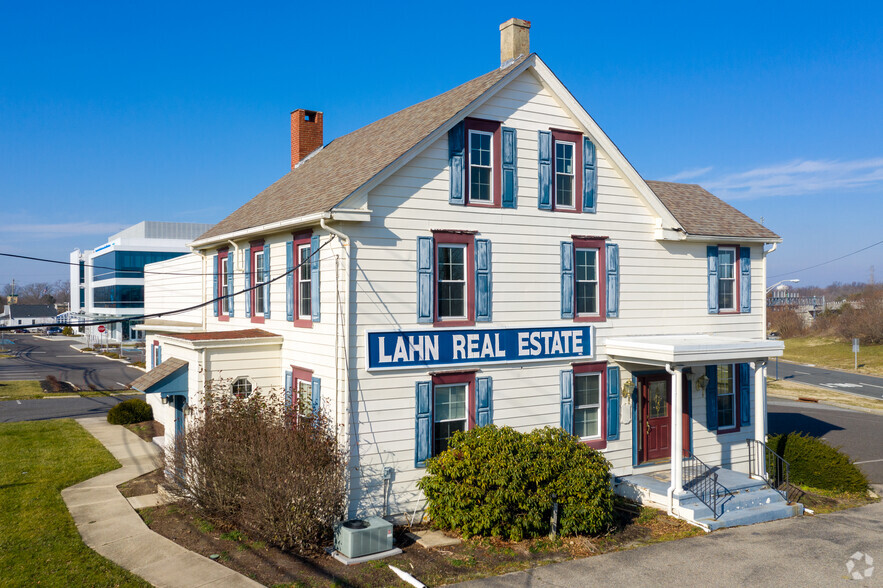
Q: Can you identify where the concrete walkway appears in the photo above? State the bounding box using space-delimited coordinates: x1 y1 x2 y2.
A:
455 499 883 587
62 417 263 588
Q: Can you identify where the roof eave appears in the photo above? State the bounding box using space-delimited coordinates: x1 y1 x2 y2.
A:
675 233 783 244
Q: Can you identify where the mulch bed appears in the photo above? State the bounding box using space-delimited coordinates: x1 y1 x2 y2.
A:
118 468 166 498
39 377 78 394
124 420 165 443
138 500 701 587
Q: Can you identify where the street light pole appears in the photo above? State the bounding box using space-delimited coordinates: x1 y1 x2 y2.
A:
766 278 800 294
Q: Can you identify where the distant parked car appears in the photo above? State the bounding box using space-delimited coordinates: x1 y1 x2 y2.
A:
46 326 63 335
14 328 29 333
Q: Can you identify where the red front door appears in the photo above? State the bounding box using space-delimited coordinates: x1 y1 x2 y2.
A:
642 376 671 461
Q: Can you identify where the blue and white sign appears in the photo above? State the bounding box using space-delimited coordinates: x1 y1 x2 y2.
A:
366 326 593 371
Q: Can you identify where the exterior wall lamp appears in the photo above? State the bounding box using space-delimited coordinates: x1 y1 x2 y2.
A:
695 374 709 396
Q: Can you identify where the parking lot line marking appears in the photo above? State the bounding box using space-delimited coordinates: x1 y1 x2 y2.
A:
55 355 85 358
853 459 883 465
16 400 21 404
864 383 883 389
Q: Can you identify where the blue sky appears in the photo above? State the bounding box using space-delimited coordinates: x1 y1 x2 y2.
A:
1 1 881 288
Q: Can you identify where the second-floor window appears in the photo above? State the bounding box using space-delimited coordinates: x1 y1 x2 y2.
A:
575 248 599 316
220 255 229 315
298 244 311 320
468 130 493 203
254 250 266 315
555 141 575 208
718 247 736 311
437 244 466 320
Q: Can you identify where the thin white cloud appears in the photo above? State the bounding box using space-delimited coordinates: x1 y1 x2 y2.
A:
658 166 713 182
703 157 883 199
3 222 127 238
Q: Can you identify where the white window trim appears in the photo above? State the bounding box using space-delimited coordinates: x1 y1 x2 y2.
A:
297 244 311 320
718 246 737 312
555 140 576 209
232 376 253 398
468 129 494 203
574 372 602 440
437 243 468 320
433 382 470 455
575 247 600 317
254 250 266 314
717 364 737 431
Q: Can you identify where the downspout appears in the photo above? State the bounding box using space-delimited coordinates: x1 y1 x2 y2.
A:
196 250 207 330
227 240 241 271
762 243 777 341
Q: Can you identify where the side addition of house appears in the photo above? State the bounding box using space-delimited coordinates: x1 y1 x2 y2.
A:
134 19 798 530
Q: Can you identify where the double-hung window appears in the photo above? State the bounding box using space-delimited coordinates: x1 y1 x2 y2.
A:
562 237 606 322
573 370 602 440
575 248 599 316
290 232 314 327
561 362 609 450
219 252 230 318
468 130 493 203
551 130 583 212
298 244 311 319
717 364 736 431
437 244 466 320
718 247 736 311
254 250 266 314
433 382 467 455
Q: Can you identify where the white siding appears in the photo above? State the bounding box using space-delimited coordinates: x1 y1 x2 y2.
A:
143 253 203 325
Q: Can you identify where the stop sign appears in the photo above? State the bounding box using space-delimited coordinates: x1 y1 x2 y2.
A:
97 325 106 333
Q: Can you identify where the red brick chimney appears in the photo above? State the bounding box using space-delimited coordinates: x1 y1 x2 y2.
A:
291 109 323 169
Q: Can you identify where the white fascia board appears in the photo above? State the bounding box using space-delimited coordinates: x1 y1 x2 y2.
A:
336 57 535 209
678 234 783 245
527 58 684 232
607 336 784 366
166 336 284 351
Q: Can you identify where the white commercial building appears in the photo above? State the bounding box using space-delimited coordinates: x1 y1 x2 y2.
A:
69 221 212 342
135 21 797 530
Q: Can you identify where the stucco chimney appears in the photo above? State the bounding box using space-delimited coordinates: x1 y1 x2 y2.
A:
500 18 530 66
291 109 323 169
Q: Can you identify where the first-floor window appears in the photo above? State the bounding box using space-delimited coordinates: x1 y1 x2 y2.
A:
717 364 736 429
298 244 311 319
297 378 312 416
433 383 467 455
232 377 252 399
574 371 601 439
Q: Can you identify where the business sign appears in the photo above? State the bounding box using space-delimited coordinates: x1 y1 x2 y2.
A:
366 326 593 371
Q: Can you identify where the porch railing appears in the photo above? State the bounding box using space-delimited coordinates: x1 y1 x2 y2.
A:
683 452 725 519
747 439 796 502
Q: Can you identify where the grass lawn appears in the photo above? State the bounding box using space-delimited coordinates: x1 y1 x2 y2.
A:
783 336 883 376
767 378 883 413
0 380 138 400
0 420 151 587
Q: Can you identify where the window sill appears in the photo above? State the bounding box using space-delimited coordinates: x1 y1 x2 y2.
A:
433 319 475 328
574 315 605 323
218 315 230 322
250 316 265 324
716 426 741 435
466 200 500 209
581 438 607 450
292 318 313 328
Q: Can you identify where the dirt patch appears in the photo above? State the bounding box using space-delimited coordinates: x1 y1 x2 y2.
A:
788 484 880 514
140 500 700 587
118 468 166 498
39 376 78 394
124 420 164 443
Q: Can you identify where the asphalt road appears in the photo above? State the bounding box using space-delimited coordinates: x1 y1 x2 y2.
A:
768 398 883 483
0 394 143 422
772 358 883 401
0 333 143 391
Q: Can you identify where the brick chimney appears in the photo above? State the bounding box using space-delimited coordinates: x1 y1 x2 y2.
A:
500 18 530 66
291 109 323 169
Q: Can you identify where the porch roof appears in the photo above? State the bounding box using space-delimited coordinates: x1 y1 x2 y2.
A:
605 334 783 367
130 357 189 399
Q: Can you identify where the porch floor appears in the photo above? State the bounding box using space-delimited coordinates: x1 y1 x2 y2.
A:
619 467 765 498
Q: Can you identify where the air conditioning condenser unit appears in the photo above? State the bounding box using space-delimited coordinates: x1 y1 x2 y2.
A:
333 516 394 558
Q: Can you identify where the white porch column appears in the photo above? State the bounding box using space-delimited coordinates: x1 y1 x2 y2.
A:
667 364 684 511
753 360 767 444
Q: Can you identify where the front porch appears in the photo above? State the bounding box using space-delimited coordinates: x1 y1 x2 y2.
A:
606 334 800 529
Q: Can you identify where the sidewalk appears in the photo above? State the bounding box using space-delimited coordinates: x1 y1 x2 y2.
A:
455 499 883 587
62 417 262 588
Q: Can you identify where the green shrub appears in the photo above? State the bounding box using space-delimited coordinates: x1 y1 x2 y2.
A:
107 398 153 425
61 326 74 336
418 425 614 540
767 432 869 493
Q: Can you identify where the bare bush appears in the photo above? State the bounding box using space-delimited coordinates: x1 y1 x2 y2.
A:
167 386 346 553
768 307 805 338
835 287 883 344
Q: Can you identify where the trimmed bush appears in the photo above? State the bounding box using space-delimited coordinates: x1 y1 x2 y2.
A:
768 432 869 493
418 425 614 540
107 398 153 425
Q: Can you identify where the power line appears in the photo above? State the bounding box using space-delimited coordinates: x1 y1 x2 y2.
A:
0 236 335 332
769 238 883 279
1 251 267 277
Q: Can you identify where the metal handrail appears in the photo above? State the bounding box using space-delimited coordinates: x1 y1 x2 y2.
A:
683 452 725 519
747 439 795 502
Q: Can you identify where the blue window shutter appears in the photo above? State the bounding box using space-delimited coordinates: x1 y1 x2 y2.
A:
449 122 465 205
606 243 619 318
607 365 620 440
560 369 574 434
150 343 155 369
227 253 235 317
244 247 251 318
583 137 597 213
705 364 718 431
415 381 432 467
537 130 552 210
310 235 320 322
311 376 321 415
156 345 161 366
561 241 574 319
707 245 719 314
285 241 294 321
416 236 434 323
475 238 492 322
476 376 493 427
212 255 219 317
264 244 271 319
501 127 517 208
284 370 293 408
739 363 751 426
740 247 751 314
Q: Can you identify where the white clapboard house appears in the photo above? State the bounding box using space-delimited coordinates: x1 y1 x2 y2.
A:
133 19 799 530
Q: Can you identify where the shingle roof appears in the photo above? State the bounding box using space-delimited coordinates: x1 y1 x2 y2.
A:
197 57 527 241
168 329 280 342
7 305 58 319
646 181 780 240
130 357 187 392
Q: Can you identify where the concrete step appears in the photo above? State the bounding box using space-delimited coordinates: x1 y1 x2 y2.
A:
696 501 804 531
